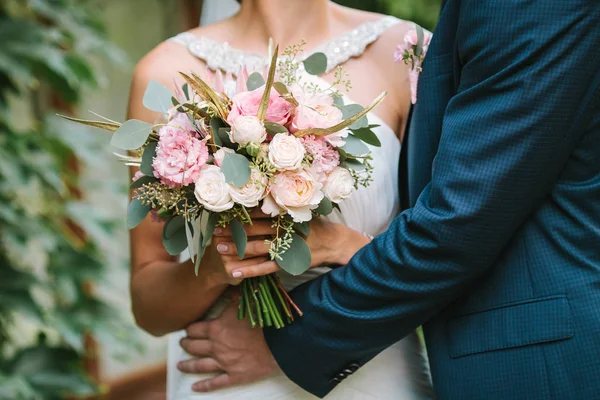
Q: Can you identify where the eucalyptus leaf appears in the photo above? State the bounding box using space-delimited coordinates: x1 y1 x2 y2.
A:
110 119 153 150
343 158 367 171
171 96 179 107
265 121 288 135
333 96 344 107
416 25 425 57
339 104 368 129
162 216 188 255
210 117 223 147
140 141 157 175
351 127 381 147
341 134 369 156
130 175 157 189
273 82 289 95
293 222 310 237
127 199 151 229
221 153 251 187
185 219 195 263
276 234 311 275
202 212 219 248
316 197 333 216
247 72 265 91
218 128 235 148
230 219 247 259
303 52 327 75
183 83 190 100
143 80 173 113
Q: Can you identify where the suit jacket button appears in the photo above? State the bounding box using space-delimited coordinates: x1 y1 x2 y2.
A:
348 363 360 372
336 372 347 380
329 377 342 385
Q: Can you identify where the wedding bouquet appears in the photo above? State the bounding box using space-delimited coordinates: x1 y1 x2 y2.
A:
61 42 385 328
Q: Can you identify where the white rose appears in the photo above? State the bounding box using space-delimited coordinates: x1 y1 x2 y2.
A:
323 167 355 203
261 169 323 222
229 115 267 146
213 147 234 167
268 133 306 171
229 166 268 207
194 165 234 212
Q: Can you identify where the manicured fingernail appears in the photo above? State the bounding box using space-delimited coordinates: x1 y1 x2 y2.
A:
177 361 184 369
217 243 228 253
232 271 243 278
214 227 223 235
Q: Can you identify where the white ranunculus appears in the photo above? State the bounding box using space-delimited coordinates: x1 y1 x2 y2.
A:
229 115 267 146
194 165 234 212
268 133 306 171
229 166 268 207
213 147 234 167
323 167 355 203
261 169 323 222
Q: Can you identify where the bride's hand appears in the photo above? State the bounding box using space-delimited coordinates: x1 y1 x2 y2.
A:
213 215 371 279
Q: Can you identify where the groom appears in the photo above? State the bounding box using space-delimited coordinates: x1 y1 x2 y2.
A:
178 0 600 398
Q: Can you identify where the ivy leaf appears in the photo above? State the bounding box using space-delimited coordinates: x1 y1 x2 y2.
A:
341 134 369 156
350 127 381 147
130 175 157 189
127 199 151 229
276 234 311 275
230 219 247 259
110 119 152 150
221 152 251 187
247 72 265 90
339 104 368 129
264 121 288 135
315 197 333 216
293 222 310 237
143 80 173 113
303 52 327 75
162 216 188 255
140 141 157 175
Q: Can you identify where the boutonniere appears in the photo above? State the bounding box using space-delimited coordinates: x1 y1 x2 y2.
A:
394 25 432 104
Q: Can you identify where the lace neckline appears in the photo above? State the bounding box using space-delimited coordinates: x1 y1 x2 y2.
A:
169 15 402 75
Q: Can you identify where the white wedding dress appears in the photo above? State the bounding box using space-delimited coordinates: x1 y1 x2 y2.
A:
166 16 431 400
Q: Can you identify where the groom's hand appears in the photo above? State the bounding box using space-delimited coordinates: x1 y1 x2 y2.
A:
177 297 281 392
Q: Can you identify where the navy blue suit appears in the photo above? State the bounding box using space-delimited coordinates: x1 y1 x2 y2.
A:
265 0 600 398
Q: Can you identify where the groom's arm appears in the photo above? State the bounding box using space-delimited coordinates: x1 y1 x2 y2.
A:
265 1 600 397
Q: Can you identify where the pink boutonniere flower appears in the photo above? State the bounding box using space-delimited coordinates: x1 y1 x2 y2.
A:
394 25 433 104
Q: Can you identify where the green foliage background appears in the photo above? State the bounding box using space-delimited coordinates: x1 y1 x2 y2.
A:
0 1 135 399
336 0 442 31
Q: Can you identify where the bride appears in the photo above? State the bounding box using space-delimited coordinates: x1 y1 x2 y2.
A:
127 0 431 398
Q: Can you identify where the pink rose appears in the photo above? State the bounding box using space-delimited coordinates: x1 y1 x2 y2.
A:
261 169 324 223
152 129 209 188
228 86 293 126
300 135 340 175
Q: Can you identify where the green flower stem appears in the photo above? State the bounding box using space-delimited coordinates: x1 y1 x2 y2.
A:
238 286 246 321
250 279 264 328
243 281 256 328
261 277 284 329
256 280 273 327
267 274 293 320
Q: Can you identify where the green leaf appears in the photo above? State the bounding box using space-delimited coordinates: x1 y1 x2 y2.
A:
303 52 327 75
343 158 367 171
247 72 265 91
127 199 151 229
333 96 344 107
230 219 247 259
202 212 219 248
130 175 158 189
315 197 333 215
293 222 310 237
110 119 153 150
265 121 288 135
276 234 311 275
273 82 289 95
140 141 157 175
162 216 188 255
350 127 381 147
218 127 235 148
221 152 251 187
183 83 190 100
416 25 425 57
339 104 368 129
143 80 173 113
185 219 196 263
171 96 180 107
210 117 224 147
341 134 369 156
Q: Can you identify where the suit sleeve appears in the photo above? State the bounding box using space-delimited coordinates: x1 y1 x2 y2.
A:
265 1 600 397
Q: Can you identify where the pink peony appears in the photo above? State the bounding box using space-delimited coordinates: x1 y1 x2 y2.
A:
152 129 209 188
228 86 293 126
301 135 340 175
132 170 144 182
159 112 197 137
